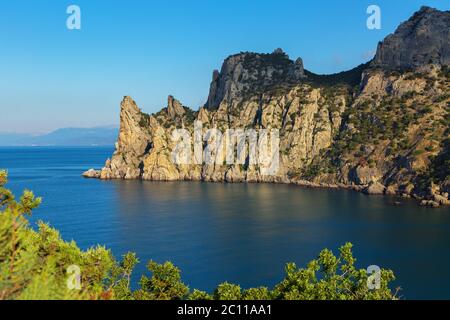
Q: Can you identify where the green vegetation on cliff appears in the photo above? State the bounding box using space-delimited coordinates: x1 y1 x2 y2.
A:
0 170 398 300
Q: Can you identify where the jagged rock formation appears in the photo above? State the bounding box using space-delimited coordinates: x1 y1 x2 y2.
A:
372 6 450 70
206 49 305 109
97 96 152 180
167 95 185 119
84 7 450 207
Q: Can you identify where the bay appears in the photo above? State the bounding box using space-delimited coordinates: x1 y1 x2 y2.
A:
1 146 449 299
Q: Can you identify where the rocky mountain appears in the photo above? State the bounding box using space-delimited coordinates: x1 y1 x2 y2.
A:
372 6 450 69
206 49 305 109
85 7 449 207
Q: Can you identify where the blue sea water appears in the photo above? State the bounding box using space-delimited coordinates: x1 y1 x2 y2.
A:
1 147 449 299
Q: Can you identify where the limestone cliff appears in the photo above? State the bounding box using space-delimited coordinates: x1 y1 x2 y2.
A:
372 6 450 69
85 7 450 207
206 49 305 109
99 96 152 180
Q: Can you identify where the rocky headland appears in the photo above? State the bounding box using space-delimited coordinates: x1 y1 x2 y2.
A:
84 7 449 207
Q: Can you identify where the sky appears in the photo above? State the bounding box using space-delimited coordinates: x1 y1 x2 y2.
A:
0 0 448 133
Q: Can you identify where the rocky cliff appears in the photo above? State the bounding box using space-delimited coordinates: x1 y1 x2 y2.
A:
206 49 305 109
85 7 450 207
372 6 450 69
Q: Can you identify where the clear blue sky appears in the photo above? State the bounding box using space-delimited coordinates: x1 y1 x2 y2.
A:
1 0 448 133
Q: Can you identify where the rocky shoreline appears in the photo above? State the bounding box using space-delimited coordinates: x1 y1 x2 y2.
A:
82 168 449 208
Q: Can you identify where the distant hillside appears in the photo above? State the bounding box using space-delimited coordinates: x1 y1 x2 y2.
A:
0 126 118 146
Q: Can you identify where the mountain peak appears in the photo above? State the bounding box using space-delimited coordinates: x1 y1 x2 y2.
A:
417 6 437 14
167 95 185 119
121 96 140 113
417 6 438 13
205 50 305 109
372 7 450 70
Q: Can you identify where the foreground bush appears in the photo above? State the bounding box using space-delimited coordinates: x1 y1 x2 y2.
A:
0 170 398 300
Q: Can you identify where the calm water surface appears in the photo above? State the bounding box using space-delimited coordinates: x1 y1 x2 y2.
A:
1 147 449 299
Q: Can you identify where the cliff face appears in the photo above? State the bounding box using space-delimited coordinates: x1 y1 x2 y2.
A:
99 83 345 183
372 6 450 69
206 49 305 109
99 96 152 180
88 7 450 207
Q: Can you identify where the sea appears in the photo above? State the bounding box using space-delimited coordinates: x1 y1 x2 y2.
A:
1 146 449 299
